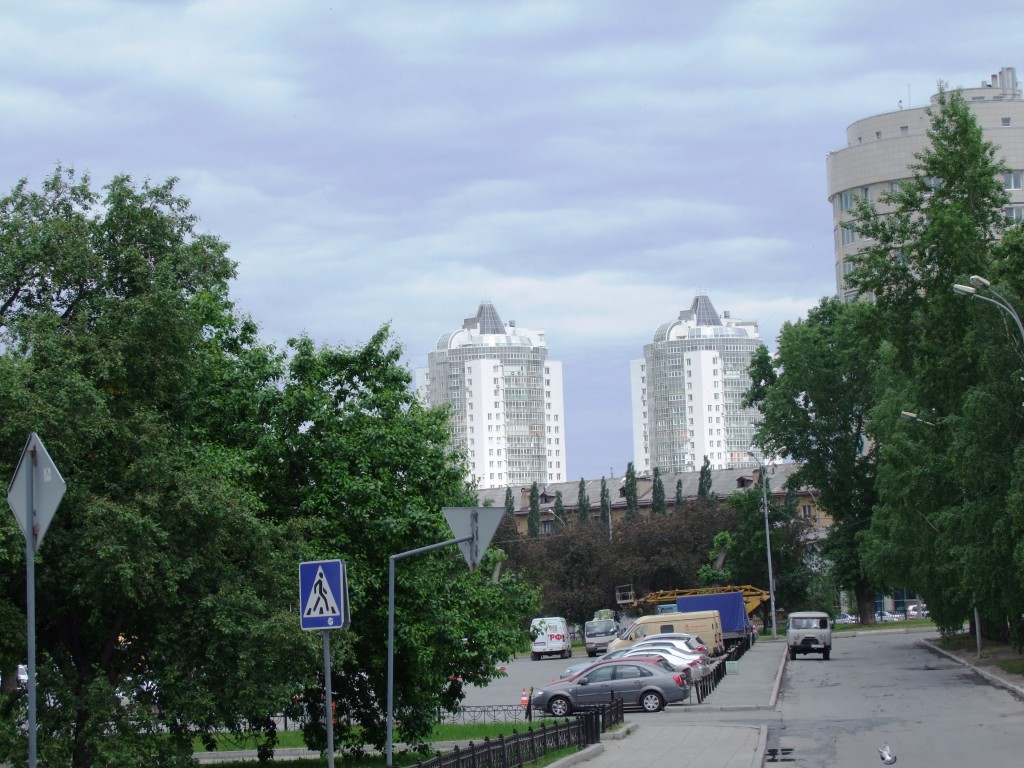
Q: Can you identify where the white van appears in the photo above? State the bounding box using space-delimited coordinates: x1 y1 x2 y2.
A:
529 617 572 660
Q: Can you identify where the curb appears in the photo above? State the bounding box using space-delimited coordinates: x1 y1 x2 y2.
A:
920 639 1024 700
752 725 768 768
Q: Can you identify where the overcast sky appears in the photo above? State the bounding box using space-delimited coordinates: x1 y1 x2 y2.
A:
3 1 1020 480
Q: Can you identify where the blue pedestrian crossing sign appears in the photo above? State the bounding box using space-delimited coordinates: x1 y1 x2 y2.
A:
299 559 349 631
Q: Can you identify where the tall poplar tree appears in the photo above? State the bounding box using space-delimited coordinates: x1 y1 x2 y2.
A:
553 491 566 526
624 462 639 519
599 477 611 535
577 478 590 522
528 481 541 538
651 467 666 515
846 87 1024 642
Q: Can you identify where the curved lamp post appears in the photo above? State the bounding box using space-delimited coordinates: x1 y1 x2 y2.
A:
747 452 777 640
953 275 1024 350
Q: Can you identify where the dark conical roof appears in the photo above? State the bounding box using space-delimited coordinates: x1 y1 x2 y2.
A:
474 301 506 334
690 294 722 326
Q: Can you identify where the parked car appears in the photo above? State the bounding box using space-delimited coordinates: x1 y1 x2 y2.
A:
560 645 701 680
628 642 709 675
620 647 705 680
906 604 929 618
834 613 859 624
632 637 710 661
875 611 903 622
642 632 710 655
532 658 689 716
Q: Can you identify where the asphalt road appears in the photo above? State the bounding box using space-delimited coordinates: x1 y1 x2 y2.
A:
768 630 1024 766
461 652 585 707
461 632 1024 766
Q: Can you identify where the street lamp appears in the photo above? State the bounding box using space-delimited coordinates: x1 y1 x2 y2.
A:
953 275 1024 349
900 409 983 657
747 452 778 640
900 410 936 427
950 275 1023 659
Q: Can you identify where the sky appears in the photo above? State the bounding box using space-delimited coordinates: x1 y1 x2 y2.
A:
2 1 1021 481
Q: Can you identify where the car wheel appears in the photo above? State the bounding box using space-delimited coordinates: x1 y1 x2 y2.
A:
587 651 596 658
640 691 664 713
823 649 830 661
564 648 572 658
789 648 797 661
548 696 572 717
531 652 540 661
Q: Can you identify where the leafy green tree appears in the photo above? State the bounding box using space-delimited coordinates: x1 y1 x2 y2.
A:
257 331 537 751
723 486 811 623
577 478 590 522
624 462 638 520
674 479 684 513
0 167 540 766
650 468 666 515
0 167 311 767
744 298 883 622
599 477 611 535
698 457 713 498
553 491 566 526
697 531 733 585
847 88 1024 643
528 482 541 538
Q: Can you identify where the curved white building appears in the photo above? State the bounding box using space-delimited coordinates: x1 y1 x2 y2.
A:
827 66 1024 300
630 294 763 475
417 301 566 489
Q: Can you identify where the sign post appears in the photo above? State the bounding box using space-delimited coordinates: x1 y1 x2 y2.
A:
7 433 66 768
385 507 503 766
299 560 349 768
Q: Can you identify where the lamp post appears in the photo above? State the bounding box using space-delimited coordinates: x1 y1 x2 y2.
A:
952 275 1021 658
953 275 1024 350
748 452 777 640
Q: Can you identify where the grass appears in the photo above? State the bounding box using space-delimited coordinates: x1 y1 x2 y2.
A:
831 618 935 633
934 631 1024 678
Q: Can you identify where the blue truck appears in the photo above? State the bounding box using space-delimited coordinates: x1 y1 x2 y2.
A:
675 591 756 651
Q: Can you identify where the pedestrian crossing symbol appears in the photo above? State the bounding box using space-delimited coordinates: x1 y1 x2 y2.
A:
299 559 349 631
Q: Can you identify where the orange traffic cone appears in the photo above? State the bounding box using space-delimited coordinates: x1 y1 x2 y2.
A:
520 688 528 706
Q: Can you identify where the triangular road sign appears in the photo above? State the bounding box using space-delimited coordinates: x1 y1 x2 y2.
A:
443 506 505 570
303 565 340 618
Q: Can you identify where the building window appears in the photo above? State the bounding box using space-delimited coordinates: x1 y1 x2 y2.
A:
1004 171 1023 190
900 125 909 136
1005 206 1024 223
841 224 856 246
1002 117 1012 127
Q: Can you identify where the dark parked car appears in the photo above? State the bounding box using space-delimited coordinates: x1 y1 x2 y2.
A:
532 658 689 716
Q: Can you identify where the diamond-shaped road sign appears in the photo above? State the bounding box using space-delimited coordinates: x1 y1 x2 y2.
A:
7 433 66 548
442 506 504 570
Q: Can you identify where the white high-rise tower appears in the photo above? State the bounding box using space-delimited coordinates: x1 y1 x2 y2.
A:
417 301 566 489
631 294 763 475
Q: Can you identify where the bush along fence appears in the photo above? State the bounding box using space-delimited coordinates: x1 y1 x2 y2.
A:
418 700 624 768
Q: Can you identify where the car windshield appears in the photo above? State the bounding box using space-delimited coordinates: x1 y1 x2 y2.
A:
791 617 828 629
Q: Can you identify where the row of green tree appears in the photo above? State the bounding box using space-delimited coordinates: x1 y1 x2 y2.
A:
745 89 1024 648
498 463 819 631
0 167 538 767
